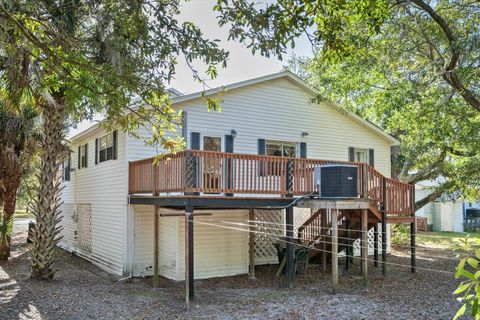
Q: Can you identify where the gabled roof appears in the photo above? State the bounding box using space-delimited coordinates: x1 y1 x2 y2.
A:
171 71 399 145
70 71 399 145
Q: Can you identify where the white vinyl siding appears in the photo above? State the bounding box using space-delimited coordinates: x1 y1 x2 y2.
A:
177 77 392 177
59 128 128 275
132 207 248 281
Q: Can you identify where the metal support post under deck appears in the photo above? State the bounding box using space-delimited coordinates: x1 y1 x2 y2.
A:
411 221 416 273
345 218 350 270
153 205 159 287
285 206 295 288
249 209 256 279
373 224 378 267
331 209 339 294
361 209 368 291
185 206 194 308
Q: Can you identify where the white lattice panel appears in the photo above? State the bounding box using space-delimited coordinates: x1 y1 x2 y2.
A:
254 209 283 265
350 224 387 256
75 203 92 258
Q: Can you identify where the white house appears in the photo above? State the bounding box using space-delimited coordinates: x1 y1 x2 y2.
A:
416 180 480 232
59 71 411 282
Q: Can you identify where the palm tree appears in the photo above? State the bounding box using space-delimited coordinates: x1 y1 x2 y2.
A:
0 105 39 260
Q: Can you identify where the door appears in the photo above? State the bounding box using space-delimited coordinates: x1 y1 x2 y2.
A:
203 136 222 191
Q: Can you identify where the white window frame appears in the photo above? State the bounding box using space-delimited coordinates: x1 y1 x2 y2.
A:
98 132 114 163
266 140 298 158
353 147 369 164
79 144 87 168
201 135 223 152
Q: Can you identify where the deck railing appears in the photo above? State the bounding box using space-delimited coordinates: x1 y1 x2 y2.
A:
128 150 415 215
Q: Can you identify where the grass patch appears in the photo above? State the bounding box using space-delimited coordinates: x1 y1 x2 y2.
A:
13 209 30 219
417 231 480 250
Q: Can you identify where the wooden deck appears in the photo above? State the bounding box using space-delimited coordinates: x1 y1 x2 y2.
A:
128 150 415 216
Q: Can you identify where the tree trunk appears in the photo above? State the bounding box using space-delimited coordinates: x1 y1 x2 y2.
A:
0 175 21 261
30 97 66 279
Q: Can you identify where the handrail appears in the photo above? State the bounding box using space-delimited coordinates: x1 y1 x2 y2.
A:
128 150 415 215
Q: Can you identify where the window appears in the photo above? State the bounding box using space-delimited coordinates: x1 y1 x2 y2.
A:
203 136 221 191
203 136 221 152
62 158 71 181
79 144 88 168
354 148 368 163
266 140 297 157
99 133 114 163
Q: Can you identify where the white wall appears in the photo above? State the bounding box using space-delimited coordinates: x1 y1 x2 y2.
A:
133 207 249 281
59 128 129 275
178 77 392 177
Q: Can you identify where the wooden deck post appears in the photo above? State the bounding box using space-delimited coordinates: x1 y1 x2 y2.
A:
321 209 327 271
285 206 295 288
361 209 368 291
331 208 339 294
153 205 159 287
249 209 256 279
411 221 416 273
373 224 378 267
382 177 387 275
185 206 194 308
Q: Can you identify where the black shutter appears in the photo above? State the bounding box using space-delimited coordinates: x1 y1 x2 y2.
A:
348 147 355 162
67 157 71 181
113 130 118 160
78 146 81 169
369 149 375 167
84 143 88 168
225 135 234 153
300 142 307 158
258 139 266 176
182 112 187 147
225 135 234 196
191 132 200 150
258 139 266 155
95 138 99 164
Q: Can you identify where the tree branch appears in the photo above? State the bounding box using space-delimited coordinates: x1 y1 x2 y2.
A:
415 180 455 211
410 0 480 112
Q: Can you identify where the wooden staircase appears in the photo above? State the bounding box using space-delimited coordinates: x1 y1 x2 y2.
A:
298 206 381 262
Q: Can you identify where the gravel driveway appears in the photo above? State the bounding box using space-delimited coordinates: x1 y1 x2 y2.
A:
0 219 462 320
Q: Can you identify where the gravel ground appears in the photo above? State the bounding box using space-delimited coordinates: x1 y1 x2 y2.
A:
1 219 462 320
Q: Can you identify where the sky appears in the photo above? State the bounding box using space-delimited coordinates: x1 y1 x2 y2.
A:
68 0 313 137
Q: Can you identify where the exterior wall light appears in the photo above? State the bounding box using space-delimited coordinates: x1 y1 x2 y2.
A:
301 131 309 137
231 129 237 138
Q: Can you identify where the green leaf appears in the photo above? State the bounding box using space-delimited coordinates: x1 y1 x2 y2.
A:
468 258 479 269
454 304 467 320
455 282 473 295
472 298 479 317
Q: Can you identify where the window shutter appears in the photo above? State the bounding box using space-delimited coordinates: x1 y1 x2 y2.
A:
78 146 81 169
113 130 118 160
369 149 375 167
258 139 266 155
84 143 88 168
95 138 99 164
225 135 234 153
300 142 307 158
191 132 200 150
348 147 355 162
225 135 234 196
182 112 188 147
258 139 266 176
67 157 71 181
